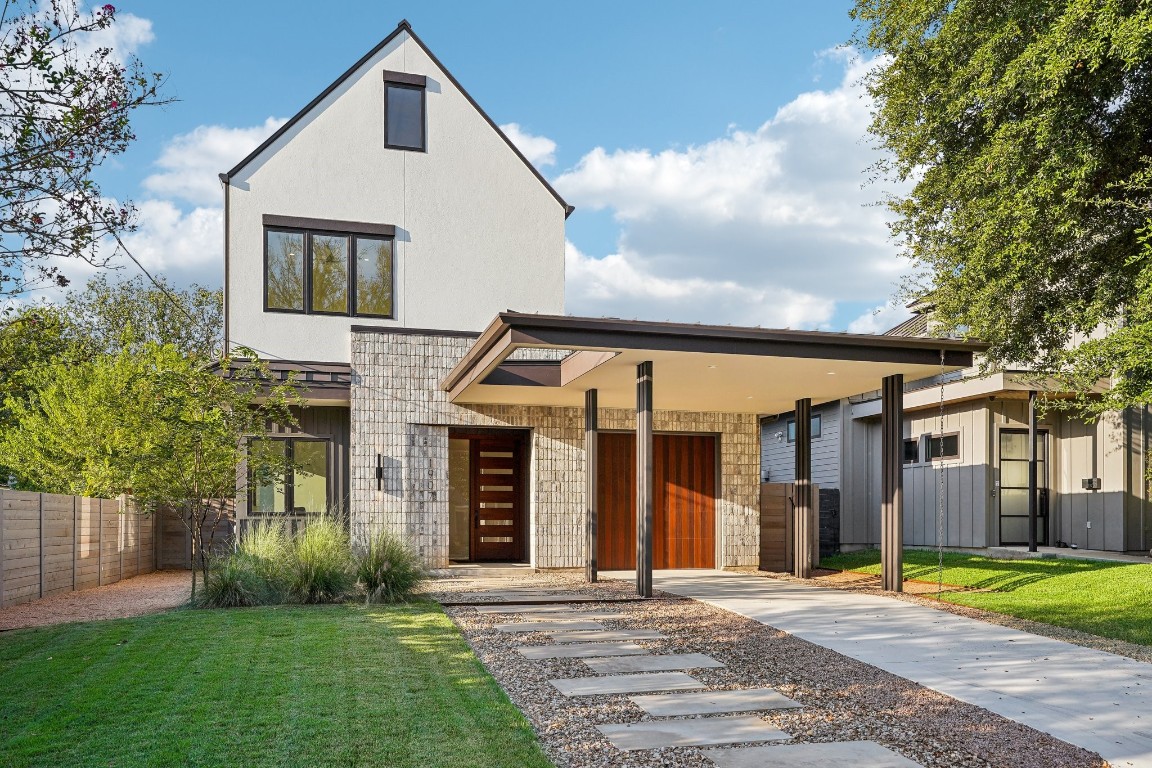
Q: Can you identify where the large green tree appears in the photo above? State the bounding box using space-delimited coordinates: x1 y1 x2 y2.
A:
852 0 1152 412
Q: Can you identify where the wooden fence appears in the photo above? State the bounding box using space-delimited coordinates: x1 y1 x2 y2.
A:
0 490 156 608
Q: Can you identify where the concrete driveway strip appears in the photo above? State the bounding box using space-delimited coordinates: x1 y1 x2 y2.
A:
652 569 1152 768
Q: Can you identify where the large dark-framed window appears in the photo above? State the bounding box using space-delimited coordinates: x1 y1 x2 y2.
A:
248 436 331 515
383 70 427 152
262 215 395 319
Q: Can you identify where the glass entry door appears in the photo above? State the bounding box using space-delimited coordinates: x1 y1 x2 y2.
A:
998 429 1049 545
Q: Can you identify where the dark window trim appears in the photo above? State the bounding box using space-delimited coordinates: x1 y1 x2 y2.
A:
248 436 332 515
786 413 822 443
350 234 396 320
903 437 920 464
263 223 396 320
382 69 427 87
925 430 961 461
384 80 427 152
263 214 395 237
263 228 306 315
307 229 353 317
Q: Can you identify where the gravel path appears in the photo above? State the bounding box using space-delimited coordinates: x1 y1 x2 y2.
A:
442 573 1107 768
731 566 1152 664
0 570 192 631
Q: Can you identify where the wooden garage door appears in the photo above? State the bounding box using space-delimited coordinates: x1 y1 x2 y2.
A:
597 433 716 569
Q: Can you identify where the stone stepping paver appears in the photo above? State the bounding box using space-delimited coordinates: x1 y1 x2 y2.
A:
596 715 789 751
476 604 602 614
707 740 923 767
507 612 628 621
631 688 801 716
519 642 649 659
550 671 704 696
584 652 724 674
461 591 594 601
549 629 665 643
495 620 605 633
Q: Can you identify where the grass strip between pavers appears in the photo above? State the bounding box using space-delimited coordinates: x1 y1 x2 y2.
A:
0 602 553 768
822 549 1152 646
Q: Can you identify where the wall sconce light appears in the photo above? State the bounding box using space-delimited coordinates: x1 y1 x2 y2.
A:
774 431 784 443
376 454 383 490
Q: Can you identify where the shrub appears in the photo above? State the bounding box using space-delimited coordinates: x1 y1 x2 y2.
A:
237 519 291 603
287 516 353 604
197 554 265 608
356 530 426 604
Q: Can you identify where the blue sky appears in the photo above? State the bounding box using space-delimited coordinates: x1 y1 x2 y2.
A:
85 0 913 332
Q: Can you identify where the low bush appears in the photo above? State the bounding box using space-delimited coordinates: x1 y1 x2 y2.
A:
356 530 426 604
287 515 354 604
197 554 266 608
237 519 291 603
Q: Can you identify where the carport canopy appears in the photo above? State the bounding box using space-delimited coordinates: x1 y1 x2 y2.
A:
441 312 987 596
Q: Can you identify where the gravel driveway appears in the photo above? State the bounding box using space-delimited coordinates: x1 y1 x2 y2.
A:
440 573 1106 768
0 570 192 632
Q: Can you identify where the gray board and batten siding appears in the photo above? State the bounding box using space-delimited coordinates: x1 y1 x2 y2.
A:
760 401 842 488
831 394 1152 553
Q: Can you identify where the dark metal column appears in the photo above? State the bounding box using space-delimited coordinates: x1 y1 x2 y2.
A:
881 374 904 592
793 398 813 579
636 361 654 598
1028 390 1038 553
585 388 599 583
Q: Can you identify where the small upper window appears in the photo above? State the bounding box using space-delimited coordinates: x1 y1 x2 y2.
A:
786 414 822 443
383 71 427 151
926 432 960 461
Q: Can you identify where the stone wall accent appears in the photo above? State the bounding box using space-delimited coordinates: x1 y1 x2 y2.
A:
350 330 760 569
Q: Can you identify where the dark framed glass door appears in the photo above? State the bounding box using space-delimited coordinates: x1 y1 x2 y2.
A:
998 429 1049 545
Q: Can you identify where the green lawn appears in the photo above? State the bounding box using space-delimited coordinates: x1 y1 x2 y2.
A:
0 603 553 768
822 549 1152 646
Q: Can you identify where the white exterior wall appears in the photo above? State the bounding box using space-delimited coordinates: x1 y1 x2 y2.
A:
225 30 565 362
350 330 761 569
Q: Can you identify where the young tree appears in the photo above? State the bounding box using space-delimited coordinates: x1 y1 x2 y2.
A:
852 0 1152 413
0 344 302 597
0 1 168 296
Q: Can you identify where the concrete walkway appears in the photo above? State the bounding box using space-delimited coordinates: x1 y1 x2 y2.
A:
649 569 1152 768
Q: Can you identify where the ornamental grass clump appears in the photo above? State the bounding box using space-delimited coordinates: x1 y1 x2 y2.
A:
287 515 354 604
197 554 266 608
355 531 426 604
236 520 292 603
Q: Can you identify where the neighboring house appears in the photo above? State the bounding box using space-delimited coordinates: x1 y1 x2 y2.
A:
221 20 982 572
762 304 1152 554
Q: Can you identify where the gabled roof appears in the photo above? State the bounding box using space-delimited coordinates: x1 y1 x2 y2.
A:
220 20 573 218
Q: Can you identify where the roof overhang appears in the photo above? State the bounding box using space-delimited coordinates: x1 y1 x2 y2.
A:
442 313 988 414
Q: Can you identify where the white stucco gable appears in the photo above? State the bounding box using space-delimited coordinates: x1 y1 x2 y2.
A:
223 20 569 362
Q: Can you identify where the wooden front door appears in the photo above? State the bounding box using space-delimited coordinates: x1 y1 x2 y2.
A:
470 437 525 561
597 433 716 569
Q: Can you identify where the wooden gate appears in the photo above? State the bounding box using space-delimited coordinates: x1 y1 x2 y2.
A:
759 482 819 573
597 433 716 570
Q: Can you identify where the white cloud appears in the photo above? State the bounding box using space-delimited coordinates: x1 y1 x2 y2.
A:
566 241 833 329
556 49 909 324
846 301 914 335
499 122 556 167
143 117 287 206
71 3 155 62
